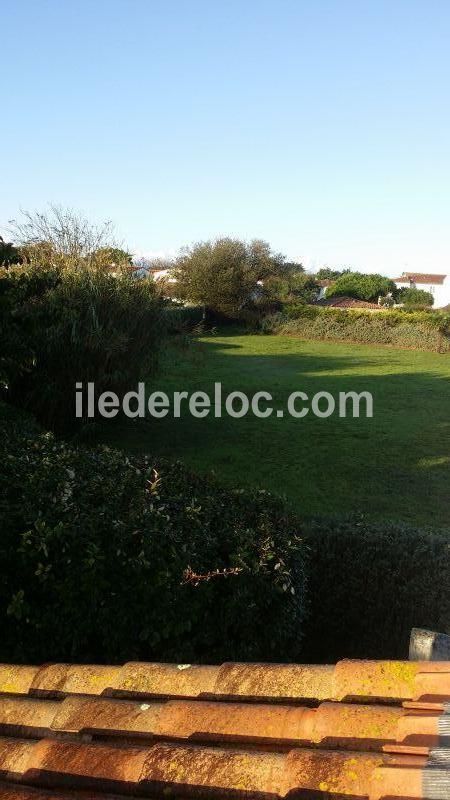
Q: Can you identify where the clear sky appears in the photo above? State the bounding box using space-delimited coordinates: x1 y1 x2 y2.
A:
2 0 449 274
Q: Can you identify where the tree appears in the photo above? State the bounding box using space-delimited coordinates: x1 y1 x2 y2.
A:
315 267 348 281
397 287 434 308
264 271 319 303
0 236 21 266
173 238 287 314
94 247 132 268
8 205 123 271
284 261 305 274
327 271 395 301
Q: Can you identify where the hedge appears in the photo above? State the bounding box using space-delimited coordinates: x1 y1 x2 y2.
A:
0 265 166 431
0 407 307 664
2 407 448 665
303 515 450 661
264 305 450 352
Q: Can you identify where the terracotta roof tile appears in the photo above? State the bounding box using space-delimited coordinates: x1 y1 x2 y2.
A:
216 662 335 701
393 273 446 285
115 663 219 699
0 668 40 698
0 695 444 753
0 784 120 800
2 660 450 704
51 696 164 738
27 739 149 792
0 738 33 779
29 666 121 699
0 698 58 738
315 296 382 309
0 659 447 799
141 742 286 796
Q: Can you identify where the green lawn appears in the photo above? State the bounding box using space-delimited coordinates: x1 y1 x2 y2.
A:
98 335 450 528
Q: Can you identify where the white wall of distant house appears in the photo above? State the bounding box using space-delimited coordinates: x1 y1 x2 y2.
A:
151 268 177 283
394 278 450 308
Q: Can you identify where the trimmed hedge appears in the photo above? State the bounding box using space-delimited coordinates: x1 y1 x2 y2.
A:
1 408 448 665
0 408 307 664
265 305 450 351
304 515 450 661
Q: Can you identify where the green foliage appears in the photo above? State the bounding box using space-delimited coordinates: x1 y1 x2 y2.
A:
398 286 434 307
94 247 133 267
314 267 348 280
0 410 308 664
173 238 287 315
0 264 62 389
303 516 450 660
264 272 319 304
0 265 165 430
163 302 206 333
260 311 286 333
316 267 350 280
0 236 21 266
283 261 305 273
327 271 395 301
271 305 450 351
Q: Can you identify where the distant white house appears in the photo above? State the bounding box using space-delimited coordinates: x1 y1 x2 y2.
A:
392 272 450 308
316 279 333 300
150 267 177 283
131 263 177 283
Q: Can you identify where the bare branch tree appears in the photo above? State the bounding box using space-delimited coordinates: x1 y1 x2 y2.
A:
8 205 124 271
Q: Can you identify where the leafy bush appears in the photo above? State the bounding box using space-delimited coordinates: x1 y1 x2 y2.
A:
163 302 205 333
2 406 449 665
0 236 21 267
270 305 450 351
327 271 396 301
0 265 166 430
397 286 434 307
263 272 318 304
260 311 286 334
172 238 287 315
303 515 450 661
0 409 308 664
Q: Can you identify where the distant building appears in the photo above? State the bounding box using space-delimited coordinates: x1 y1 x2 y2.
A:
131 262 177 283
316 279 334 300
392 272 450 308
315 296 382 310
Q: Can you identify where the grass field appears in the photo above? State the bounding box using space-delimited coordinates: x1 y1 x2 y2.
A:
99 335 450 527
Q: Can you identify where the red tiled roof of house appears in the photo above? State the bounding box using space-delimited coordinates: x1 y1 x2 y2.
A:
393 273 446 285
315 295 382 309
0 659 448 799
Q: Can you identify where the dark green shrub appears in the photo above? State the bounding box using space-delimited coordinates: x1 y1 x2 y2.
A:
303 515 450 661
0 410 308 664
271 305 450 351
0 265 61 390
164 303 205 333
0 266 166 430
326 272 396 301
260 312 286 334
0 237 21 267
285 304 321 320
397 287 434 308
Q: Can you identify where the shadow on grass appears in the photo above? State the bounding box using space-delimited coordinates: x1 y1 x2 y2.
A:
94 335 450 528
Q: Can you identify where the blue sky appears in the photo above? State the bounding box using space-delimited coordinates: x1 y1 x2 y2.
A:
2 0 449 274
